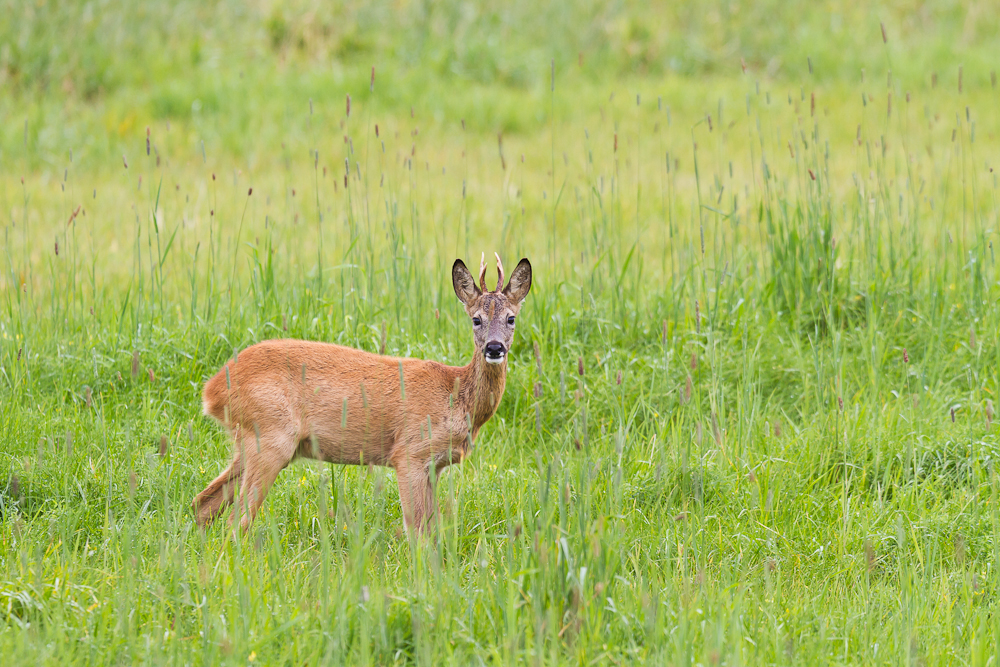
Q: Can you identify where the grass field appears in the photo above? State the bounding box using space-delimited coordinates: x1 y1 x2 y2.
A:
4 0 1000 663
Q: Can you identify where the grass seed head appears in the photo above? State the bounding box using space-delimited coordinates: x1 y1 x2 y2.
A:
159 435 168 458
131 351 140 379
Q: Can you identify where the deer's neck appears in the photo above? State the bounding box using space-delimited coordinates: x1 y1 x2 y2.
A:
458 352 507 436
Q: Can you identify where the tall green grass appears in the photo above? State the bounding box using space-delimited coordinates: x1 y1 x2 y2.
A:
4 1 1000 663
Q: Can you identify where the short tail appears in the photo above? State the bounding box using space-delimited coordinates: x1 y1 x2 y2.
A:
202 365 231 424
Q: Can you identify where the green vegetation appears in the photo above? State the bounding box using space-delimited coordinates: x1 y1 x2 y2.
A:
3 0 1000 663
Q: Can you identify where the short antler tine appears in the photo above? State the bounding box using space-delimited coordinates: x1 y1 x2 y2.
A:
478 252 488 293
494 252 505 292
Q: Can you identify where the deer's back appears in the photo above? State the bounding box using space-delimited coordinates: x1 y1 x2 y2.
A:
202 339 462 458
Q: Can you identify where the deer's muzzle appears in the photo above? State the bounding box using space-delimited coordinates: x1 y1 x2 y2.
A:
484 341 506 364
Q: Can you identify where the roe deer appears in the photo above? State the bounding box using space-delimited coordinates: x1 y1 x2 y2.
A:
192 254 532 533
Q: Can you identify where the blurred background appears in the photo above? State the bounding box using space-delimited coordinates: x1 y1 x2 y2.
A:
3 0 997 163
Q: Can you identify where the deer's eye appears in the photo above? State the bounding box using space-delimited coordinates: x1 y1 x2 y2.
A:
472 316 482 327
507 316 515 326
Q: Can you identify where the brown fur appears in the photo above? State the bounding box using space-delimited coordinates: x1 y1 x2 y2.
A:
192 255 532 534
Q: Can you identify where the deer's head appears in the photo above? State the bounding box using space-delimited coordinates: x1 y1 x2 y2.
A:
452 253 532 365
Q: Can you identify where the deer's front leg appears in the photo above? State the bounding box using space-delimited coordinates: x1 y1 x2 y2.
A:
394 457 435 535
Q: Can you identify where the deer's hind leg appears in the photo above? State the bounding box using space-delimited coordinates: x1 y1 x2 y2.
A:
193 447 245 528
233 429 298 532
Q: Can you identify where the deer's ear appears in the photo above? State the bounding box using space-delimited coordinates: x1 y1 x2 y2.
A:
452 259 480 305
503 258 532 304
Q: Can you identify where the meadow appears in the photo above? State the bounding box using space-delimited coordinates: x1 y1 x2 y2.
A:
3 0 1000 663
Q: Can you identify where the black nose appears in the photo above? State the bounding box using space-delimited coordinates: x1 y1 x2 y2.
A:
485 342 506 358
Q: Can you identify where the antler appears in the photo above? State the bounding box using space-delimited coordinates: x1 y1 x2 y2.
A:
478 252 488 293
494 253 505 293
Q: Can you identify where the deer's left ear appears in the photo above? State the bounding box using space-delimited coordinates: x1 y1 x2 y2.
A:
503 258 532 304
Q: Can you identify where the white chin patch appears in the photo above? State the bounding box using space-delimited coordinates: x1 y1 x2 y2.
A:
485 354 506 365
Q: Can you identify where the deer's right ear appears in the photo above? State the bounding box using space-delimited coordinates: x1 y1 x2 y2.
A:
452 259 480 305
